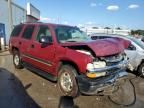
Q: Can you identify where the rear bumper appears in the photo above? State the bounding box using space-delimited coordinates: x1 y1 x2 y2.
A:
76 70 127 95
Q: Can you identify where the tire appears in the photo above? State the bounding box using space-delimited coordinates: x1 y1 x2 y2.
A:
58 96 74 108
13 50 23 69
138 62 144 77
58 65 79 98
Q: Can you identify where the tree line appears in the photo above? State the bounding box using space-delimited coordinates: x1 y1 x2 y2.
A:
131 30 144 36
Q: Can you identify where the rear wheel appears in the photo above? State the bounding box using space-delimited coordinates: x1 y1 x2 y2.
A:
13 50 23 69
138 62 144 77
58 65 79 98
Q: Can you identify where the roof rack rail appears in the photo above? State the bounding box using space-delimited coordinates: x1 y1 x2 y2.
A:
24 21 43 24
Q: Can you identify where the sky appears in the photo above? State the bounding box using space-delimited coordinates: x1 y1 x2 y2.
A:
14 0 144 29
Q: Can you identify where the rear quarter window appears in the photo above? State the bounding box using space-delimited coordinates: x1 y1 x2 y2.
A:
11 25 23 37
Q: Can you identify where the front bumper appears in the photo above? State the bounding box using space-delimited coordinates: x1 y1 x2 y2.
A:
87 58 128 73
76 70 128 95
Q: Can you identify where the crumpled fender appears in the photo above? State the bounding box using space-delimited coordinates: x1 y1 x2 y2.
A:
56 48 93 74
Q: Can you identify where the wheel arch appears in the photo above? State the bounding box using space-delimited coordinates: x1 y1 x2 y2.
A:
12 46 19 54
57 60 80 97
58 60 80 75
140 59 144 64
137 59 144 70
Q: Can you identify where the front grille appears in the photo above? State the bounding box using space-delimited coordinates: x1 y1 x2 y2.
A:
106 61 120 66
100 53 123 63
90 53 127 76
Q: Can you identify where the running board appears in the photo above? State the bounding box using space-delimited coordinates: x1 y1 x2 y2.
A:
23 62 57 82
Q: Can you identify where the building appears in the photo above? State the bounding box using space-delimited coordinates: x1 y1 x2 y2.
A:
0 0 40 48
26 3 40 22
79 25 131 36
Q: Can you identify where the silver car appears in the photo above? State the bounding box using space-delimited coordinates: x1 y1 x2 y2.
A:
90 34 144 77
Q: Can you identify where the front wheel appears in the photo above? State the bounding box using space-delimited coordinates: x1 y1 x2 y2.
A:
13 50 23 69
138 62 144 77
58 65 79 98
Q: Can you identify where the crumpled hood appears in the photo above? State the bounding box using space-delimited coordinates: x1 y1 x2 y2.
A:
61 38 130 57
87 38 130 57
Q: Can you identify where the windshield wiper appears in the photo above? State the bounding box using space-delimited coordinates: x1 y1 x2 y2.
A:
65 40 77 42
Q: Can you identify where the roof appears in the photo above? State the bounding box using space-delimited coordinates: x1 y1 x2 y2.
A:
21 22 74 28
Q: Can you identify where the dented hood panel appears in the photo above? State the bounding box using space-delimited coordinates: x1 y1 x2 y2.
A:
87 38 130 57
61 38 130 57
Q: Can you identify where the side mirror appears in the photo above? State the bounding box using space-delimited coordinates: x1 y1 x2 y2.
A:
39 36 52 44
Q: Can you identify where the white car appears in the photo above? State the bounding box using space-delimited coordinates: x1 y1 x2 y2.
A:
91 34 144 77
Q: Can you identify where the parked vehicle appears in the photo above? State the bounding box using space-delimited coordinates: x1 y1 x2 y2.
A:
90 34 144 77
9 23 129 97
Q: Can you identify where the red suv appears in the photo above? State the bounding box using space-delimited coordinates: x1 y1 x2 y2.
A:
9 23 129 97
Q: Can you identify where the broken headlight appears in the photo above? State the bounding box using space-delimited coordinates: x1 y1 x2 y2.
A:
86 61 106 78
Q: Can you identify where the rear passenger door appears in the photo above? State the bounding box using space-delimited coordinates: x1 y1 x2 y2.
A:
26 25 56 75
20 25 36 63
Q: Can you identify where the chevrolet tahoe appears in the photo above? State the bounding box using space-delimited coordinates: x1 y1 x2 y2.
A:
9 23 129 97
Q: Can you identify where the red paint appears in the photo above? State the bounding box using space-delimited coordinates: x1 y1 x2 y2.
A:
9 23 129 76
88 38 130 56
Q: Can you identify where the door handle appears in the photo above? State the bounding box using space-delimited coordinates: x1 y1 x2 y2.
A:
31 44 35 48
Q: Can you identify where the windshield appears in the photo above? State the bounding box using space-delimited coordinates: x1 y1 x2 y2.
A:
55 26 90 43
127 36 144 49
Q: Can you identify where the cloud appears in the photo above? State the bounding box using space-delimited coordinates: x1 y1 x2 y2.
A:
90 3 97 7
86 21 93 25
106 5 119 11
63 21 68 24
40 16 56 22
128 4 139 9
40 16 52 22
86 21 96 25
77 24 83 27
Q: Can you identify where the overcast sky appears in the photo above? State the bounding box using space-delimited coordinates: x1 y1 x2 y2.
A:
14 0 144 29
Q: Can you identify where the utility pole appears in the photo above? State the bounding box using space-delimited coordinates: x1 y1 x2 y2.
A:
8 0 13 33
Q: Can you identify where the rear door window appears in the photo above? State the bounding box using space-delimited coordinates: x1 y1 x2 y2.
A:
22 25 35 40
11 25 23 37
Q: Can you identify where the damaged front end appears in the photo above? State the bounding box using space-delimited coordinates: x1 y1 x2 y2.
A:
76 52 128 95
62 38 129 96
72 47 129 95
86 53 128 78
